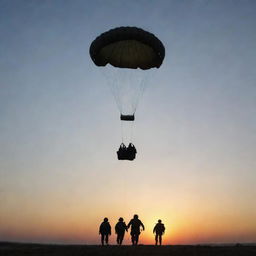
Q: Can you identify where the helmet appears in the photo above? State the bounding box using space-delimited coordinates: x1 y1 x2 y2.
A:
134 214 138 219
158 219 162 223
104 217 108 222
119 217 124 221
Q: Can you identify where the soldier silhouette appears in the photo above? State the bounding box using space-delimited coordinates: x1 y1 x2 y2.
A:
99 217 111 245
115 217 128 245
127 214 145 245
153 219 165 245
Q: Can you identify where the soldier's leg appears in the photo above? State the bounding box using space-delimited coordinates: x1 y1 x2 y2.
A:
135 234 139 245
120 233 124 245
101 234 104 245
159 235 162 245
105 234 109 245
131 234 135 245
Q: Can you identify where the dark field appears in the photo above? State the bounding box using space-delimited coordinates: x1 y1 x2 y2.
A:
1 242 256 256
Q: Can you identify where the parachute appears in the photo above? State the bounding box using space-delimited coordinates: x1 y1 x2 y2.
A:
89 27 165 160
90 27 165 69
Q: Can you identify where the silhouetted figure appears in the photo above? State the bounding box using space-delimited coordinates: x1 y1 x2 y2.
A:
99 217 111 245
153 219 165 245
117 143 137 161
127 143 137 160
115 217 128 245
117 143 127 160
127 214 145 245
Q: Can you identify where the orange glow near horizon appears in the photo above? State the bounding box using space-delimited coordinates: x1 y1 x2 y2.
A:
2 217 256 245
1 162 256 245
1 198 256 245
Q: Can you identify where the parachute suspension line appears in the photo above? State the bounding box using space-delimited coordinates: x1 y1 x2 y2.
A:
114 74 123 113
115 68 128 114
120 119 134 145
105 64 152 117
130 41 151 113
100 68 122 112
111 71 123 113
106 42 124 112
132 74 148 114
130 42 141 113
121 119 124 143
130 120 135 143
115 41 127 115
130 69 150 115
118 69 126 114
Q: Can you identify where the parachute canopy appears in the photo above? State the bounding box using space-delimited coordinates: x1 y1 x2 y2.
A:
90 26 165 70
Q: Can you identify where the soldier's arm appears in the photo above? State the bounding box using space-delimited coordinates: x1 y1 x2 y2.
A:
127 220 131 229
141 221 145 230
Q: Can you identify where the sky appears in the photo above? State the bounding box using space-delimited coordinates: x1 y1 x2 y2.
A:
0 0 256 245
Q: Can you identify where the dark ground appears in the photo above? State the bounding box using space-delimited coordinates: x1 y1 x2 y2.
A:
1 242 256 256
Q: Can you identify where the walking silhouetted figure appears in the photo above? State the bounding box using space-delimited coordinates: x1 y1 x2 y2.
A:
99 217 111 245
153 219 165 245
115 217 128 245
127 214 145 245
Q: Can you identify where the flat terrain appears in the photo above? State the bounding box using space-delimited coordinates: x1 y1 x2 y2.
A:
1 242 256 256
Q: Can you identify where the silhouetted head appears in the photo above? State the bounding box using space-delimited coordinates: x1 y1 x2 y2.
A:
134 214 138 219
158 219 162 223
104 217 108 222
119 217 123 222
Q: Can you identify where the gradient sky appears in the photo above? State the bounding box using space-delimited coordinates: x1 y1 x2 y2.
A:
0 0 256 245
